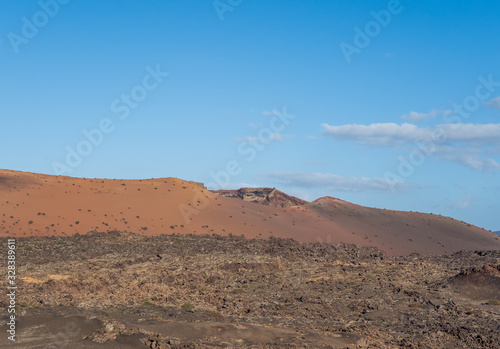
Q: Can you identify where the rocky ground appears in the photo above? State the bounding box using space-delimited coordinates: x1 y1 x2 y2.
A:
211 187 308 208
1 231 500 348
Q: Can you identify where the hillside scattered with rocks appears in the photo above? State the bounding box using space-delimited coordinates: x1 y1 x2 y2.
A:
212 187 308 208
2 169 499 256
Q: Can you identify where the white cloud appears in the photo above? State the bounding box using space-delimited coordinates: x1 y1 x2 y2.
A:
401 109 452 122
322 122 500 146
260 171 408 192
321 122 500 171
407 144 500 172
486 96 500 109
437 123 500 144
456 156 500 172
322 122 433 145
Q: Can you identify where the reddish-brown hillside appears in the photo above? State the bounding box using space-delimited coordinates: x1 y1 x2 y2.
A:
1 169 499 256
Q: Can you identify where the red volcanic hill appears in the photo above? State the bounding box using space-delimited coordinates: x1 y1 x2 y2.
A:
1 169 499 256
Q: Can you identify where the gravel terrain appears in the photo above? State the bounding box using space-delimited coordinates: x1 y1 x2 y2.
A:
1 231 499 348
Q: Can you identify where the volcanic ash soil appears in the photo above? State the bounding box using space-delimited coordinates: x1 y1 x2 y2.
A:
1 231 500 348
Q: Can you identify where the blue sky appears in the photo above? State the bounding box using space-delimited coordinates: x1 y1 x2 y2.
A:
1 0 499 231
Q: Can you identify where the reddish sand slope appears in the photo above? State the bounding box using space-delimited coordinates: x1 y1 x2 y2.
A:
307 197 500 255
1 169 499 256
